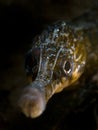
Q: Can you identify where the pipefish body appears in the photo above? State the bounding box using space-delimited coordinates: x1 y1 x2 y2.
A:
18 8 98 118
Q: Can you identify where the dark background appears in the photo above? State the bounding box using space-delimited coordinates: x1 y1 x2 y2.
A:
0 0 98 130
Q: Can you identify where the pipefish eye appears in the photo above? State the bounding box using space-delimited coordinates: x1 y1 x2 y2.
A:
25 48 40 79
63 61 72 75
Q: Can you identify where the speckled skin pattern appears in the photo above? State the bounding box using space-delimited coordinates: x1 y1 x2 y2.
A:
18 8 98 118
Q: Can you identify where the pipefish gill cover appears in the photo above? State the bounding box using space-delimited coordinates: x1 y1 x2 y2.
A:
17 7 98 118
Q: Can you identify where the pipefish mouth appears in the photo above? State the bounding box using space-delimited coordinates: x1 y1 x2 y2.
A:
17 8 98 118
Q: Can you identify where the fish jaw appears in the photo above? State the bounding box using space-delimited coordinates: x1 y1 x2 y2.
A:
18 81 46 118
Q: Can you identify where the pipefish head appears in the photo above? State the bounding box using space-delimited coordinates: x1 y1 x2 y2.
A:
19 21 86 118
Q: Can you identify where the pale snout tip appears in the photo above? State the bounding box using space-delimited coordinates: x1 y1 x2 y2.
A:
18 87 46 118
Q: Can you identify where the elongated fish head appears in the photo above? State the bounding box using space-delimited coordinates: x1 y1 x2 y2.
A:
18 21 87 118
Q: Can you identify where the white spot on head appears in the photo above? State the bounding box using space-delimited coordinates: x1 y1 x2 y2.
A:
73 38 77 42
64 33 69 37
